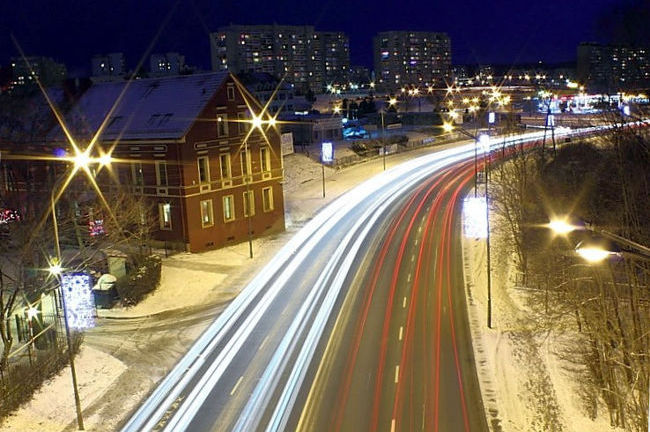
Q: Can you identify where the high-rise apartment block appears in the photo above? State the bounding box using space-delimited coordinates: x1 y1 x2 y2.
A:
577 42 650 92
210 24 349 93
374 31 451 90
11 56 67 88
150 52 186 76
91 53 126 80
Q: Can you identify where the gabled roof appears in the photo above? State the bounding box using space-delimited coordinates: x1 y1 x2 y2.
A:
47 72 230 142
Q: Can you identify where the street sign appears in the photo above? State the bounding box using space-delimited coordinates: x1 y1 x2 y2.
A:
322 141 333 163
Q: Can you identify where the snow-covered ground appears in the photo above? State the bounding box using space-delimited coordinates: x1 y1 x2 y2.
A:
0 346 126 431
2 135 626 431
462 213 624 431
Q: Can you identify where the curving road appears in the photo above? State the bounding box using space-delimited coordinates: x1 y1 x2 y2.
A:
122 124 621 432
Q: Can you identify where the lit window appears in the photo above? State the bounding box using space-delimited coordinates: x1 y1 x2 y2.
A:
200 199 214 227
262 186 274 212
158 203 172 230
223 195 235 222
197 156 210 184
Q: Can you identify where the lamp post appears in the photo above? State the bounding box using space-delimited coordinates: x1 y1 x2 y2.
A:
447 121 494 328
50 193 85 431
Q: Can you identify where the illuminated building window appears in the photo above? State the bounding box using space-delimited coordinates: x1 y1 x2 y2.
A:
223 195 235 222
201 199 214 227
158 203 172 230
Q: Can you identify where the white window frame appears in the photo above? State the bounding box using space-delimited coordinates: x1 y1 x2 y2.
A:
260 146 271 174
237 112 250 135
220 153 232 180
241 148 252 180
227 85 235 101
223 195 235 222
200 199 214 228
217 114 229 137
155 160 168 186
197 156 210 184
158 203 172 230
243 190 255 217
262 186 274 212
131 162 144 186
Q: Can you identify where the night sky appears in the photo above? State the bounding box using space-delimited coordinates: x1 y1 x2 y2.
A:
0 0 627 76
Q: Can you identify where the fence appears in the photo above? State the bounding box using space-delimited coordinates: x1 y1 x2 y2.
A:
0 296 82 420
305 133 464 169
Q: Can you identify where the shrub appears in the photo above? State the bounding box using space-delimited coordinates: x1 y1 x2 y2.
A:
116 255 162 306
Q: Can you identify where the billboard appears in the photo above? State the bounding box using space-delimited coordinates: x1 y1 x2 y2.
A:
322 142 333 163
280 132 294 156
61 272 96 330
463 196 488 238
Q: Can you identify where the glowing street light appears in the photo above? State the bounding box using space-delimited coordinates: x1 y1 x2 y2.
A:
442 122 454 133
48 262 63 276
547 218 581 236
73 150 91 170
575 243 613 263
251 115 263 129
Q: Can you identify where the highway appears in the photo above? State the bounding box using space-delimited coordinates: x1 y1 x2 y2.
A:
121 123 628 432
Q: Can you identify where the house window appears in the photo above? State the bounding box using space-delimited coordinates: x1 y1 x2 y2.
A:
241 148 251 178
155 161 168 186
243 190 255 217
131 162 144 186
223 195 235 222
197 156 210 184
238 112 250 134
227 85 235 101
158 203 172 230
217 115 229 137
260 147 271 173
262 186 274 212
220 153 231 180
200 199 214 228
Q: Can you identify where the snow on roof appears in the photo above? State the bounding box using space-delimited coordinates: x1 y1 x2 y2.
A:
47 72 229 142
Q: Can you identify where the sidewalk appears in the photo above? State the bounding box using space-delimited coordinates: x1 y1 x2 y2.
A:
0 136 456 431
461 210 622 431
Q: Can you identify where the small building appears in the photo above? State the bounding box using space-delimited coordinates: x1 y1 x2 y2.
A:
279 112 343 148
47 72 285 252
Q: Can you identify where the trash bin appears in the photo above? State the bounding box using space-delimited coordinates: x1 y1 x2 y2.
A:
92 274 118 308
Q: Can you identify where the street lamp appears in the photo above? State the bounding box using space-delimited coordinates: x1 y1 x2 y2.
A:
445 122 493 328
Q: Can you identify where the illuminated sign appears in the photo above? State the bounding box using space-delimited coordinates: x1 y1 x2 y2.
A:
488 112 495 124
322 142 334 163
61 273 95 330
463 196 488 238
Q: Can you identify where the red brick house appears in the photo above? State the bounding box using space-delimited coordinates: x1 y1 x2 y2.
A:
47 72 285 252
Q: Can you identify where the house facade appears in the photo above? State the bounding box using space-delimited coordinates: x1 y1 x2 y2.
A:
47 72 285 252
